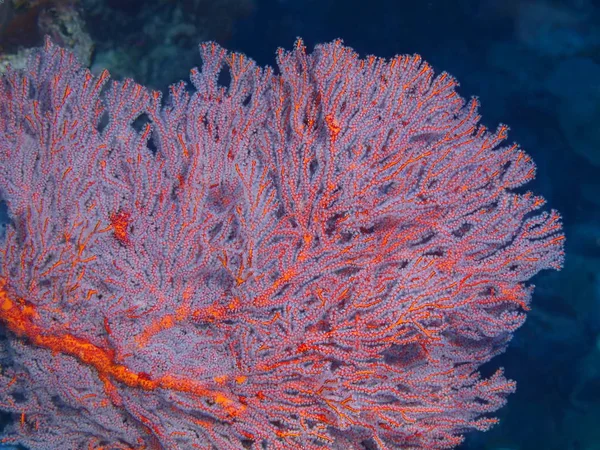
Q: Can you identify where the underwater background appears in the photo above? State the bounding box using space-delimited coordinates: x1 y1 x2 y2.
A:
0 0 598 449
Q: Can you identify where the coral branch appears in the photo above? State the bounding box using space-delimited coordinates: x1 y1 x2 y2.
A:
0 37 564 449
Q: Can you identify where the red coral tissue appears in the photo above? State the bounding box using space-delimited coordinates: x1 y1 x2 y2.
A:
0 37 564 450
